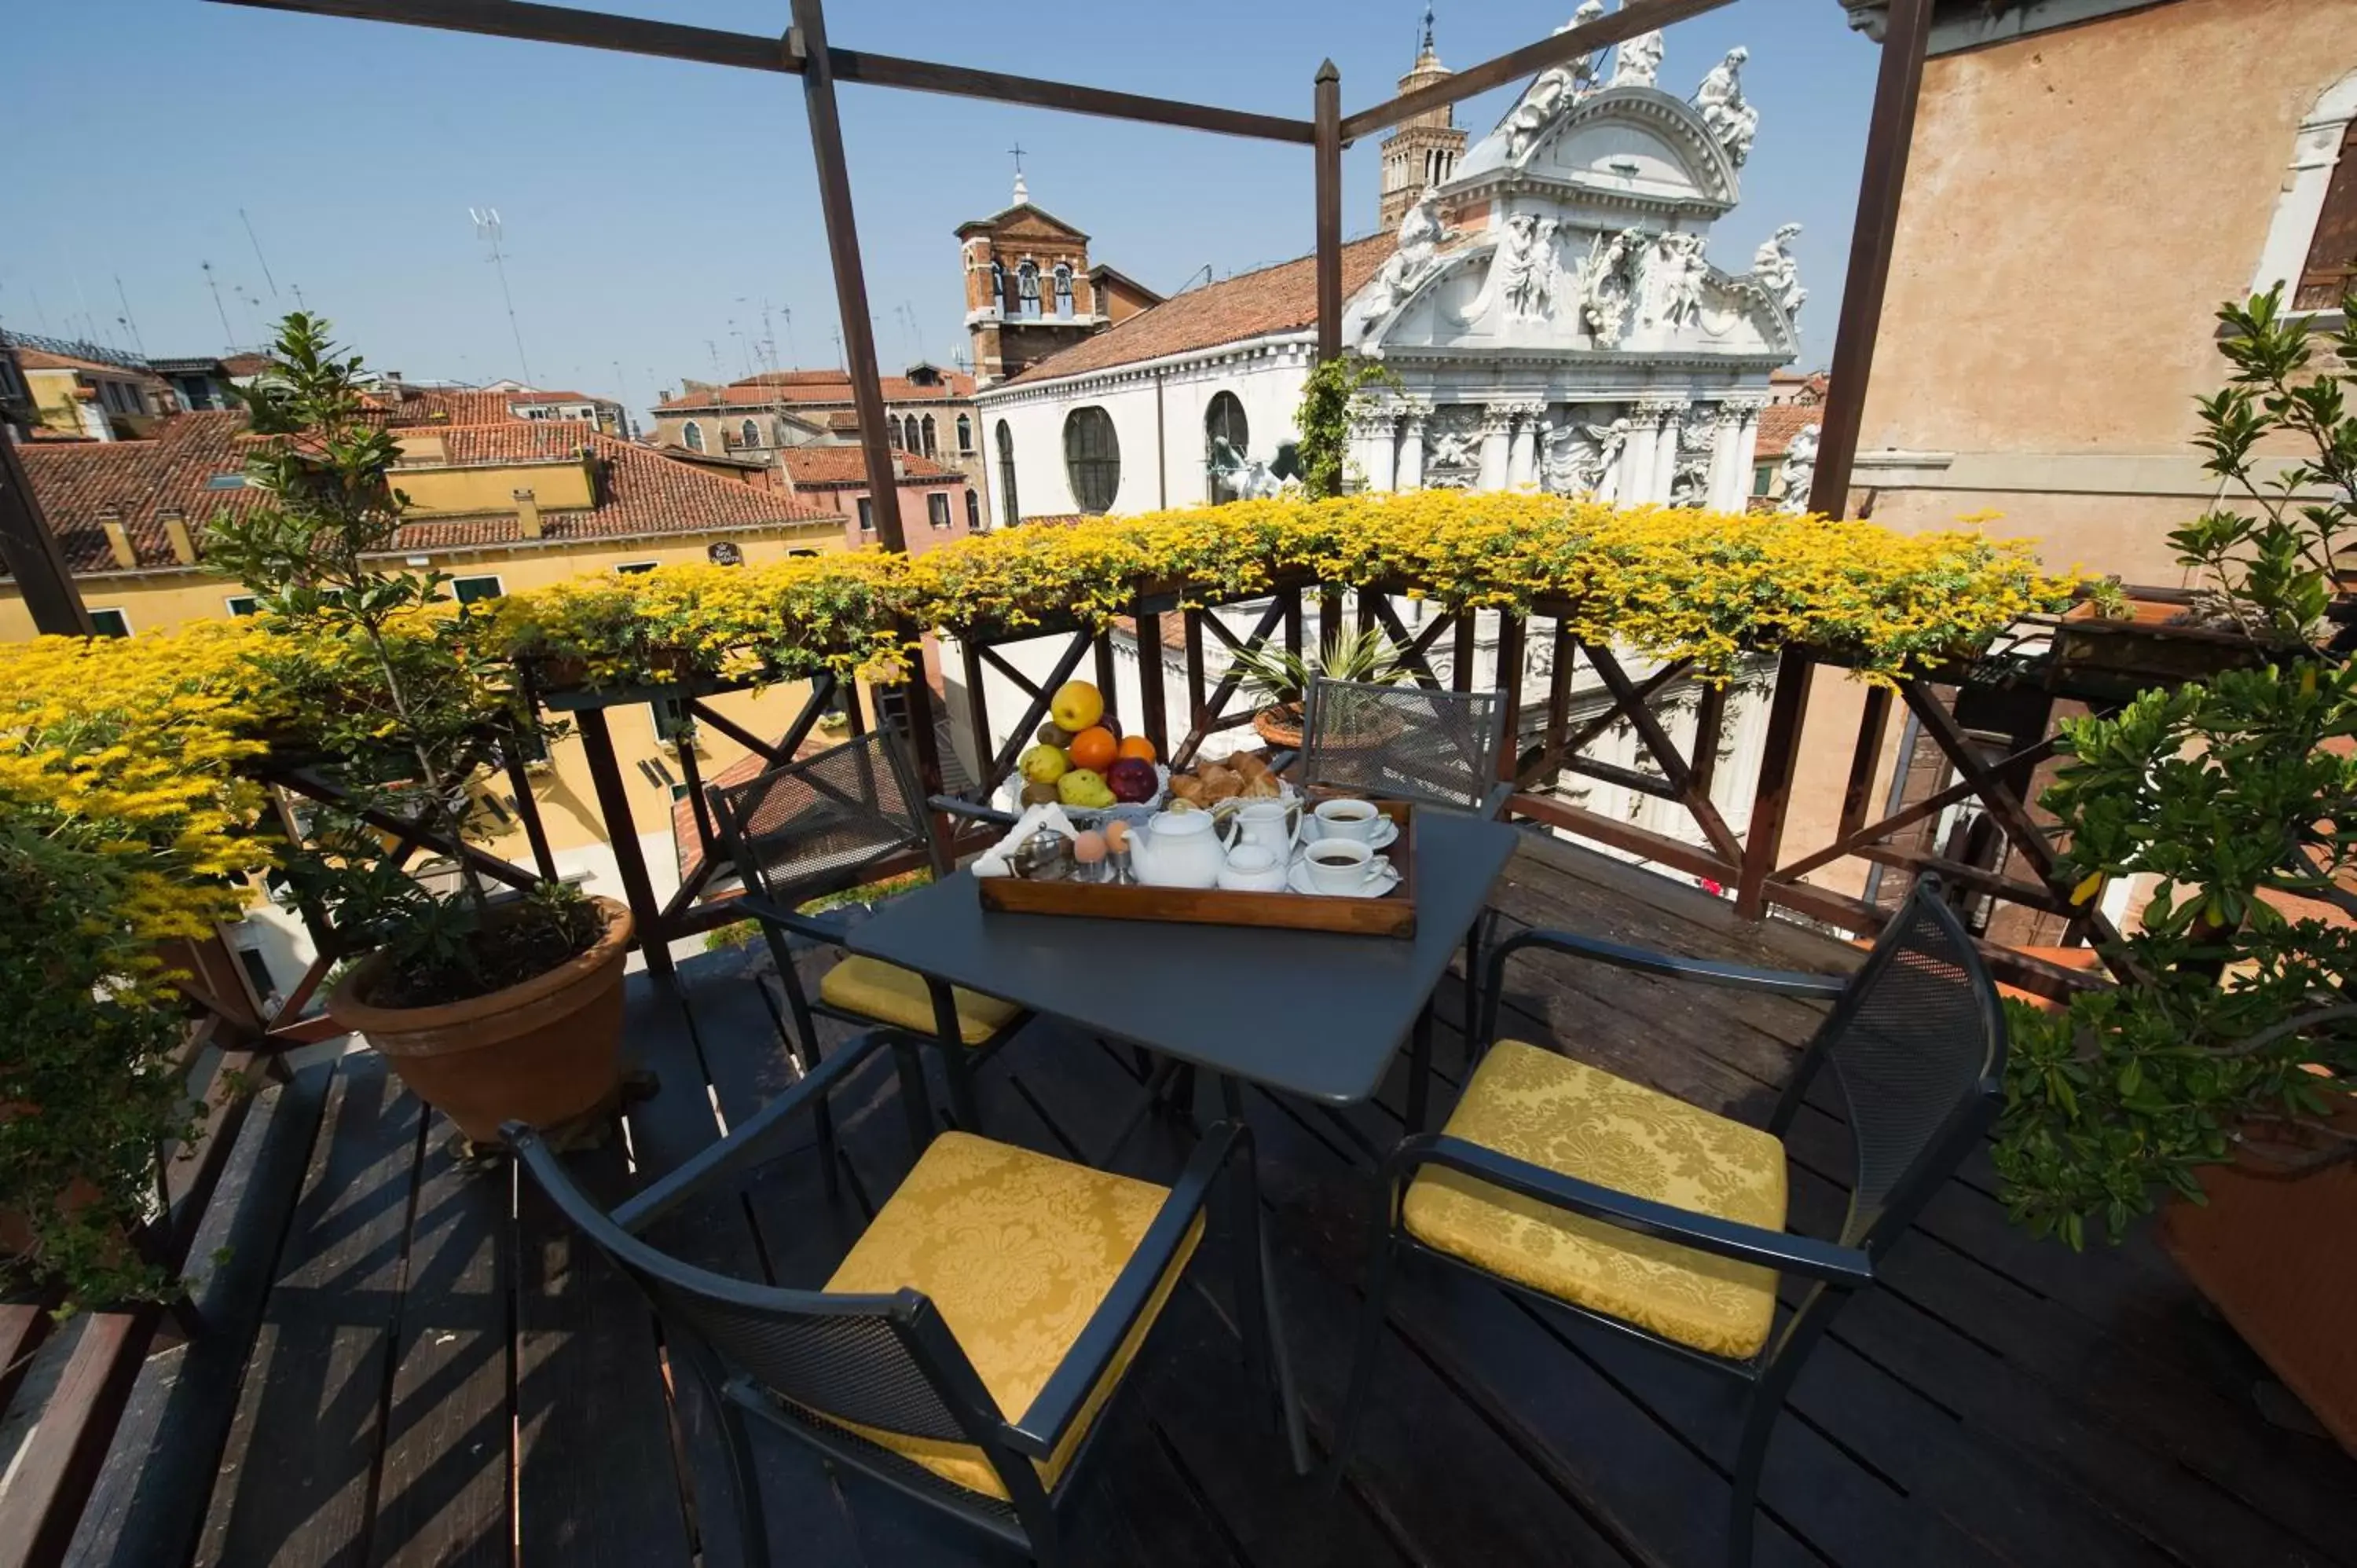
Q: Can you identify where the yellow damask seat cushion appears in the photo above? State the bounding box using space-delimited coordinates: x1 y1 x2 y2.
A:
1402 1040 1787 1359
819 954 1020 1045
818 1132 1201 1500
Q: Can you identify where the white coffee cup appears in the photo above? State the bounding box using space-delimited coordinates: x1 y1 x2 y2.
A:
1303 836 1383 895
1312 797 1382 843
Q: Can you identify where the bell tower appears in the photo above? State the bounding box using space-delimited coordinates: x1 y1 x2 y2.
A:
1376 8 1466 230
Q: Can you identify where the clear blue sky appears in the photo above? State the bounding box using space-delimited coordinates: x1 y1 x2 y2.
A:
2 2 1877 424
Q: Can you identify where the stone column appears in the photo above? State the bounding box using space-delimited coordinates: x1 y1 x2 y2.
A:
1728 397 1765 511
1619 408 1659 504
1505 402 1543 490
1704 401 1743 511
1477 404 1516 492
1396 404 1428 490
1644 398 1686 504
1350 414 1398 493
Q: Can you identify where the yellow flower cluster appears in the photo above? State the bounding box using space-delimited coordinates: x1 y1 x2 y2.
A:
0 621 277 946
488 493 2072 687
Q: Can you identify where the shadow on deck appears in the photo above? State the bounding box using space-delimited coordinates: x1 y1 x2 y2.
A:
46 837 2357 1568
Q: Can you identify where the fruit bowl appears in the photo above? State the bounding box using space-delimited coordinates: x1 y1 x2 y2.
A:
996 763 1169 827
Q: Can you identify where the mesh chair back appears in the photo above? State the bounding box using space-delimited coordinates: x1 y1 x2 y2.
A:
707 730 931 904
1809 881 2007 1251
515 1140 972 1444
1299 678 1507 813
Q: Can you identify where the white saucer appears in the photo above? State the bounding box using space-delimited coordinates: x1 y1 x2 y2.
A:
1288 859 1402 899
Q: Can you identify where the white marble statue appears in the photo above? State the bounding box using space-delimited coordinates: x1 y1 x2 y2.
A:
1564 1 1609 94
1776 422 1820 513
1505 65 1578 161
1424 409 1483 489
1347 188 1452 346
1541 415 1627 499
1752 222 1807 319
1647 231 1710 331
1694 47 1761 168
1489 213 1561 322
1670 409 1717 506
1611 0 1665 89
1578 225 1647 343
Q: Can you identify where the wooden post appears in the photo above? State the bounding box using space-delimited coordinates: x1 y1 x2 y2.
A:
789 0 946 808
0 435 91 636
575 705 673 984
1136 610 1170 760
1806 0 1931 521
1735 646 1814 918
1493 614 1526 787
1314 60 1343 363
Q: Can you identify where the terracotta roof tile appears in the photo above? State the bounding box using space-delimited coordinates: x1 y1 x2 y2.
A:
656 368 975 412
16 412 834 575
1755 405 1821 462
780 446 961 488
1003 234 1395 387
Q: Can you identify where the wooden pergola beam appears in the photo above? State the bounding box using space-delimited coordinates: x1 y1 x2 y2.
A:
208 0 1315 141
1336 0 1736 142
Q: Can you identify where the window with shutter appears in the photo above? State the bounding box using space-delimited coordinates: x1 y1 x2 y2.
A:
2298 121 2357 311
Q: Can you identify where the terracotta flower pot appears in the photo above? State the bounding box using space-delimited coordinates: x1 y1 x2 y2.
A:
2160 1094 2357 1456
326 897 634 1147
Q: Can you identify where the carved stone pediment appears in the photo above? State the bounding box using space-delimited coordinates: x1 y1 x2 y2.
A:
1456 87 1739 214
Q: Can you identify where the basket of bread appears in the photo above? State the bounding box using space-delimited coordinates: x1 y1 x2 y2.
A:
1165 749 1290 809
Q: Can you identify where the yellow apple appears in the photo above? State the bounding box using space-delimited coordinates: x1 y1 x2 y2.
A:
1019 743 1070 785
1050 680 1105 734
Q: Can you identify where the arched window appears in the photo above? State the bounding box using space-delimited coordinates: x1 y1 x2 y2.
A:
991 260 1006 314
1053 263 1075 318
2255 69 2357 307
956 414 974 454
921 414 937 457
739 418 759 449
682 419 705 452
966 488 981 531
1017 260 1041 320
887 419 903 451
996 420 1020 527
903 414 922 452
1063 406 1120 514
1204 390 1251 503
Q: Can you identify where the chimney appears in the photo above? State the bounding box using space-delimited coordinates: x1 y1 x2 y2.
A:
513 487 541 538
159 507 197 566
97 507 136 569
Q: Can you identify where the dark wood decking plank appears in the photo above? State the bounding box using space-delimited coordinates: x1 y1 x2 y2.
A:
0 1314 148 1568
367 1119 513 1568
195 1053 424 1568
66 1060 332 1568
512 1138 692 1568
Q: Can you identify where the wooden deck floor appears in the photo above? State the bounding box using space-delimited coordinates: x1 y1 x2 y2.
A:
45 836 2357 1568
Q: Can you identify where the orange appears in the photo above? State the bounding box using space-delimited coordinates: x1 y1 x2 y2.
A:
1066 726 1118 772
1116 735 1157 764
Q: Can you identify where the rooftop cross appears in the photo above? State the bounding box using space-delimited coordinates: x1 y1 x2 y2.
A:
1009 140 1029 204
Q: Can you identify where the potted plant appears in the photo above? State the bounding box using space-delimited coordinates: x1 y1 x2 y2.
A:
1997 656 2357 1450
2058 287 2357 684
1227 626 1413 749
208 315 629 1150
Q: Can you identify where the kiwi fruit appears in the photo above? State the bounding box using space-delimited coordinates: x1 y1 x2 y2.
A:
1020 780 1060 805
1036 722 1072 747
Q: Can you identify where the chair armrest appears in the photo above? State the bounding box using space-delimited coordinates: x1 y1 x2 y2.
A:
1476 779 1516 820
929 793 1019 828
588 1028 919 1236
1003 1122 1248 1460
1488 926 1850 1002
1391 1133 1873 1288
734 892 857 947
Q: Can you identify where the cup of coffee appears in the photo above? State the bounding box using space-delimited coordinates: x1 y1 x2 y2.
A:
1312 797 1382 843
1304 836 1382 895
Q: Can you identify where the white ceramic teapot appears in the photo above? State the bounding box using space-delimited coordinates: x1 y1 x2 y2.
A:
1127 809 1226 890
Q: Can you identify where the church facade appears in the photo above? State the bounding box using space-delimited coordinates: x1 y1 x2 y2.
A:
969 18 1804 523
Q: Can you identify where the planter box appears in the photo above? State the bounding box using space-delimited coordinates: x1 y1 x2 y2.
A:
2160 1096 2357 1456
2054 599 2299 687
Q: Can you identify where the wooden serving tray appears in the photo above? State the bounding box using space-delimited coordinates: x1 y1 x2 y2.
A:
976 801 1417 938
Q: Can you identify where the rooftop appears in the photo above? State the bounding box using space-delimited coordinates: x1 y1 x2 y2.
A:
658 368 977 412
14 412 833 572
779 445 961 488
1000 233 1396 388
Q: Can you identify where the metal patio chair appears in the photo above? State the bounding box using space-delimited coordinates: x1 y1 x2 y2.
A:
1297 676 1513 820
706 729 1025 1132
1329 877 2008 1568
1296 675 1513 1041
507 1028 1304 1568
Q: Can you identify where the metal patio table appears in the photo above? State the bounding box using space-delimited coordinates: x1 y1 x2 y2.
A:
844 810 1520 1128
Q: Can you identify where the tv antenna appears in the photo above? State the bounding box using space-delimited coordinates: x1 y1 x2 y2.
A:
467 207 535 387
200 262 236 349
112 274 149 358
239 209 281 302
